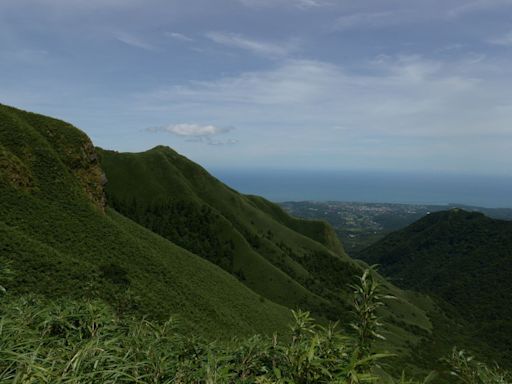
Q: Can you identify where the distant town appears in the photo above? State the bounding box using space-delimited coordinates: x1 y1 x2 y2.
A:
280 201 512 254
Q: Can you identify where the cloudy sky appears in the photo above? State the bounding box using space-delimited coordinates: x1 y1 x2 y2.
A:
1 0 512 175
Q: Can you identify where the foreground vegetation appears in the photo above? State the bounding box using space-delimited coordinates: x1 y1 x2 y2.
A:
1 268 509 384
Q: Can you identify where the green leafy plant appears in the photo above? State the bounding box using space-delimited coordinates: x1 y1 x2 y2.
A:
0 268 509 383
350 266 395 367
445 348 511 384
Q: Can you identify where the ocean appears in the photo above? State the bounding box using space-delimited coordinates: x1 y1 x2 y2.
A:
211 169 512 208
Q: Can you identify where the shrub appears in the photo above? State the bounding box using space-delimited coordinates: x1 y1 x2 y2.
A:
0 268 508 383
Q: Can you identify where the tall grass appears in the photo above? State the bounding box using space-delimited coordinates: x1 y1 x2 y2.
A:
0 268 509 383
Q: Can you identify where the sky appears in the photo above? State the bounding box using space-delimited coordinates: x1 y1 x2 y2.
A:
1 0 512 175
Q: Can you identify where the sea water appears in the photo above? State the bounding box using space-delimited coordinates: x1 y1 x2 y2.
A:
211 169 512 208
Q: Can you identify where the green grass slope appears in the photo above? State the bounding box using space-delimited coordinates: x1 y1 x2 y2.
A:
97 146 457 374
98 146 361 320
246 194 346 256
0 104 292 338
1 104 478 375
357 209 512 361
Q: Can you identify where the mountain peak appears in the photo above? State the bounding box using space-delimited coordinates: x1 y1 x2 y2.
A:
149 145 178 153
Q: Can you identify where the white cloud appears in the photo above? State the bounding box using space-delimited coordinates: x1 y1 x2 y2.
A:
114 32 157 51
189 137 239 145
333 11 410 30
447 0 512 17
147 123 237 145
205 32 297 58
328 1 512 31
137 55 512 146
0 0 143 10
0 0 146 17
147 123 234 136
488 31 512 46
236 0 326 9
0 48 49 63
166 32 194 42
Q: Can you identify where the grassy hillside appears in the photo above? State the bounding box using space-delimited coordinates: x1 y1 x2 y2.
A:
0 104 433 354
99 145 437 346
0 104 435 351
357 209 512 362
247 195 346 255
3 104 503 377
98 146 361 321
97 146 468 375
0 104 293 338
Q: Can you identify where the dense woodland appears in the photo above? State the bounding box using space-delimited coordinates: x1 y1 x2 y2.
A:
358 210 512 363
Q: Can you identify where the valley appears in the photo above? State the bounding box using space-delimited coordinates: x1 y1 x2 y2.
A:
281 201 512 253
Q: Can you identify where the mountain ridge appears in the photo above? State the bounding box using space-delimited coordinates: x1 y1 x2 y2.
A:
0 104 293 338
98 145 359 321
2 104 504 376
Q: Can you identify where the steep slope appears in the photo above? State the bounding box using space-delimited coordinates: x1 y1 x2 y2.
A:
358 209 512 359
98 146 360 321
0 104 292 338
247 195 346 256
1 104 477 376
97 146 459 374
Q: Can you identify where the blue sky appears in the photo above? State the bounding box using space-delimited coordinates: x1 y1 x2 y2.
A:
1 0 512 175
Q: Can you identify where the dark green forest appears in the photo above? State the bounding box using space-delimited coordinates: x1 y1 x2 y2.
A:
358 209 512 364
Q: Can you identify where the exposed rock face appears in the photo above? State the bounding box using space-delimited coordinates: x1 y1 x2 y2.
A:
0 105 106 211
100 172 108 186
35 119 108 211
74 139 107 211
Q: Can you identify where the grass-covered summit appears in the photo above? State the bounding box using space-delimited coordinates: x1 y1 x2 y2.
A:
98 145 359 321
98 146 437 338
